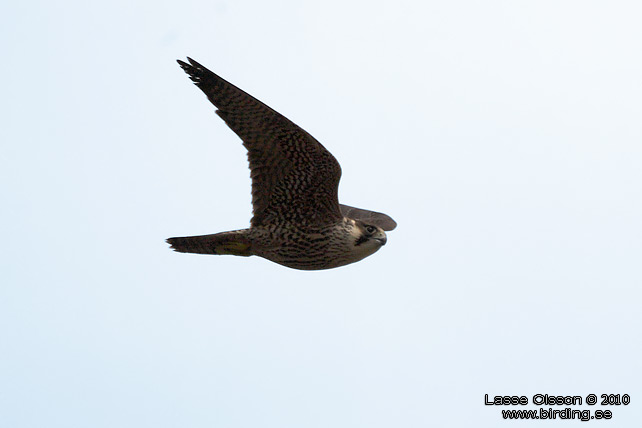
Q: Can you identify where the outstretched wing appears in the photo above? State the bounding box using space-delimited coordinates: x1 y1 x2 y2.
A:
177 57 343 228
339 204 397 231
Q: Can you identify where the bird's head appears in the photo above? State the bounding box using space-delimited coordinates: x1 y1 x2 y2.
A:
350 219 387 253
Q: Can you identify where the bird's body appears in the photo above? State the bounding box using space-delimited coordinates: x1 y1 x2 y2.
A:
167 58 396 270
169 218 384 270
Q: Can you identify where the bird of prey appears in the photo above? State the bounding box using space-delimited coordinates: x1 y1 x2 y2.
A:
167 57 396 270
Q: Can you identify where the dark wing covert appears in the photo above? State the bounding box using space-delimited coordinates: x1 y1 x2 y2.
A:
339 204 397 231
177 57 343 228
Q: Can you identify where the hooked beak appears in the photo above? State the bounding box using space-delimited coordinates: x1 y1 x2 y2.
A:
374 235 387 246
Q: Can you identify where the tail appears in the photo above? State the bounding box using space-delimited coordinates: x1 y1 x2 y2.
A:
166 229 252 256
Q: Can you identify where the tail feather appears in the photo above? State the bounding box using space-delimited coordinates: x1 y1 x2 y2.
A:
166 230 252 256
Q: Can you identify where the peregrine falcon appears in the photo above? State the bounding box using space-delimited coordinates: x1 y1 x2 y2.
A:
167 57 396 270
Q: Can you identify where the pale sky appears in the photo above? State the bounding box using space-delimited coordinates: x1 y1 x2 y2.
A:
2 1 641 427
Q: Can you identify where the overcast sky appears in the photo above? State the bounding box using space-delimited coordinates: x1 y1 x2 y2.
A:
2 1 641 427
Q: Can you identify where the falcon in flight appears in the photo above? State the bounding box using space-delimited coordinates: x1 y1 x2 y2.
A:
167 58 396 270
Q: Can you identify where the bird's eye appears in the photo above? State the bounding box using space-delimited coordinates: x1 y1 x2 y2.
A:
365 225 377 234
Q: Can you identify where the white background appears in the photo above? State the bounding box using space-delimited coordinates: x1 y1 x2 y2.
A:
2 1 641 426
